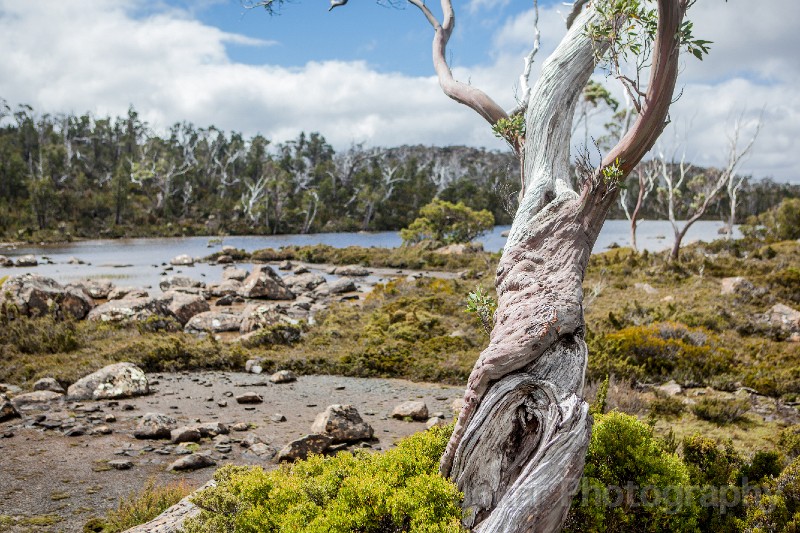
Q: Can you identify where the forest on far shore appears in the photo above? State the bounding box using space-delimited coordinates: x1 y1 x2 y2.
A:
1 100 798 242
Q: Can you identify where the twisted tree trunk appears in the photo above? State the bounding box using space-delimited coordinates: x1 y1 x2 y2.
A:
439 2 686 531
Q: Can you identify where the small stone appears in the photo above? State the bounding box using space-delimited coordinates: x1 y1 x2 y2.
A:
246 442 276 460
311 404 374 443
217 401 228 408
269 370 297 384
33 378 65 394
171 426 202 444
236 392 263 404
104 414 116 423
92 425 113 435
109 460 134 470
64 425 87 437
276 434 332 462
426 417 447 429
134 413 178 440
230 422 250 432
392 401 429 421
270 413 287 423
656 380 683 397
167 453 216 471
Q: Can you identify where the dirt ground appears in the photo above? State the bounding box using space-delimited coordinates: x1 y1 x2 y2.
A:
0 372 464 532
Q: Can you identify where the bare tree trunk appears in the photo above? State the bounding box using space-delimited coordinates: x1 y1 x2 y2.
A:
439 1 686 530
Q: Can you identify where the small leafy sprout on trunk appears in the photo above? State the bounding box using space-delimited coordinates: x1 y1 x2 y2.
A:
465 286 496 337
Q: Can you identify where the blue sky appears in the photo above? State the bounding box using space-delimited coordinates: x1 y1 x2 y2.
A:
0 0 798 183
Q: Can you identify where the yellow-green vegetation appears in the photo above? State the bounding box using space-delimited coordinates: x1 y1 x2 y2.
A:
245 243 499 273
182 424 464 532
0 317 247 386
248 278 483 383
565 411 699 532
0 513 61 531
84 478 191 533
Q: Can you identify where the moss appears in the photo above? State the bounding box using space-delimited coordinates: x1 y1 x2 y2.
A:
183 425 464 533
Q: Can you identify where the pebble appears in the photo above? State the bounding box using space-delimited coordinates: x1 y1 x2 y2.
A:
109 460 134 470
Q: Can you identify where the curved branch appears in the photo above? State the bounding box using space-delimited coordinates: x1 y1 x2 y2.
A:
508 0 541 117
409 0 508 126
600 0 686 177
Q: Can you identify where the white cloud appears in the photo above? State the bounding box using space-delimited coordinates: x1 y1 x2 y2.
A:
0 0 797 184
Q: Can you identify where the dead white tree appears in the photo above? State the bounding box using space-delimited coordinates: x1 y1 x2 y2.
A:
657 111 760 260
619 158 659 252
252 0 694 529
724 111 763 238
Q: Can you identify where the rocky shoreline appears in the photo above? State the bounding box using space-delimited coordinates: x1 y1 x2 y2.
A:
0 369 463 532
0 251 473 531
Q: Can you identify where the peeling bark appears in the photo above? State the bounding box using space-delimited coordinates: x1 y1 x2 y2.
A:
439 1 687 531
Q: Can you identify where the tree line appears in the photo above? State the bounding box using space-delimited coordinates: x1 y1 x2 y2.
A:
0 98 796 241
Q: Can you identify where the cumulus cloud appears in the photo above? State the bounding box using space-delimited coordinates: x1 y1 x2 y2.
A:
0 0 797 183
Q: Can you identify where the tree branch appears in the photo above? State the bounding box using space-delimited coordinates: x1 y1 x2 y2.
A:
408 0 509 126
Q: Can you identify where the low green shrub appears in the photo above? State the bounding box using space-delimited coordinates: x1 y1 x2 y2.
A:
86 478 190 532
741 457 800 532
741 451 784 484
0 316 81 354
691 397 750 425
183 425 464 532
564 411 699 532
648 393 686 419
588 322 735 385
239 323 303 349
779 426 800 461
682 434 745 531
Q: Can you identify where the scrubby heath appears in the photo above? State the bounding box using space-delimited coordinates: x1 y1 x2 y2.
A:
2 233 800 531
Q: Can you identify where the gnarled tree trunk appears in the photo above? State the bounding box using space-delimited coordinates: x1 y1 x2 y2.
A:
438 2 687 531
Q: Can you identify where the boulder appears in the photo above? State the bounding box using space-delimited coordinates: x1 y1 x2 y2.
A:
311 404 374 443
195 422 229 438
15 254 37 267
171 426 202 444
283 273 326 292
87 295 171 323
159 275 205 292
278 260 293 271
767 303 800 334
67 362 149 401
33 377 65 394
392 401 429 421
184 311 242 334
243 442 276 461
315 277 357 296
208 279 243 297
107 286 148 301
0 397 20 422
134 412 178 440
167 453 216 471
11 390 64 410
216 255 234 264
164 291 210 326
169 254 195 266
276 434 332 462
656 380 683 397
270 370 297 384
245 358 264 374
332 265 370 277
67 256 86 265
222 268 248 282
239 303 286 334
72 279 115 299
0 255 13 267
236 392 263 404
426 417 447 429
0 274 94 319
238 265 295 300
293 265 310 275
434 243 483 255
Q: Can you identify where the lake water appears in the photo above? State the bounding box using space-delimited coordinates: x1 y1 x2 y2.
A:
0 220 739 292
